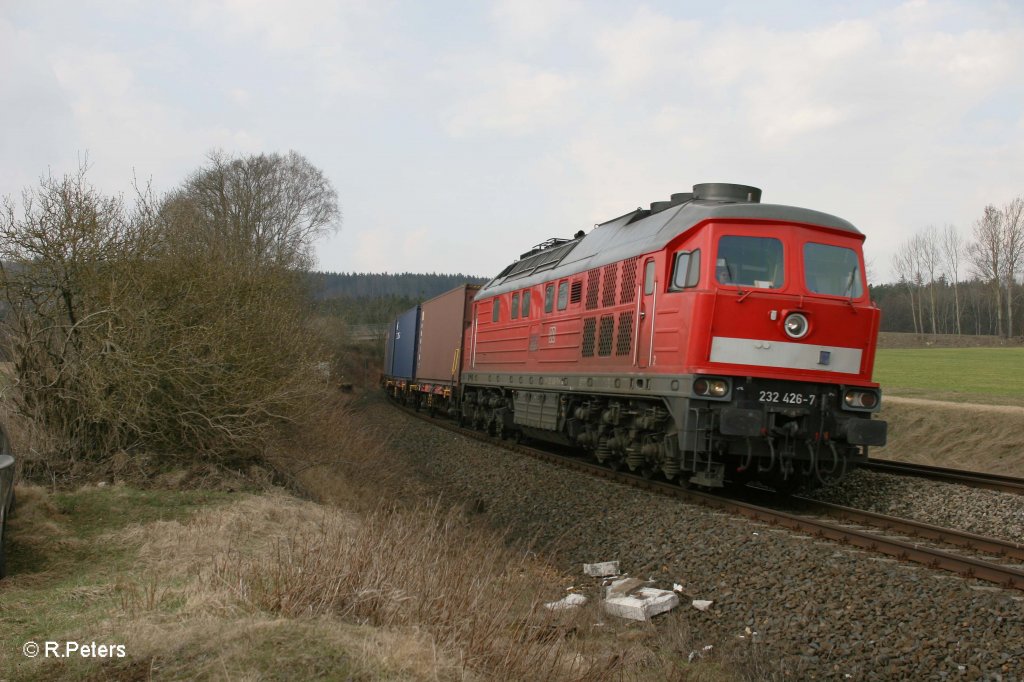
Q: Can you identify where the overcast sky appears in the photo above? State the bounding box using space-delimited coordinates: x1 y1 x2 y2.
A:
2 0 1022 283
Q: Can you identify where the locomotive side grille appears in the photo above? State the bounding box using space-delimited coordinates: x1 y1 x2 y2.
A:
602 264 618 307
570 280 583 304
619 257 639 304
585 269 601 310
581 317 597 357
615 311 634 356
598 315 615 356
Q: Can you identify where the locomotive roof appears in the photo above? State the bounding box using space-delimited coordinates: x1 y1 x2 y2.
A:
477 199 862 299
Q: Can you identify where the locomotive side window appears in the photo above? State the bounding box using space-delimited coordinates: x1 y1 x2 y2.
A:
644 260 656 295
544 284 554 313
492 298 500 322
511 292 519 319
521 289 530 318
670 249 701 290
557 280 569 310
716 236 783 288
804 243 863 298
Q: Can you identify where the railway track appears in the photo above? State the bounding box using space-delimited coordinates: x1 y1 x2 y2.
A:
396 403 1024 592
864 458 1024 496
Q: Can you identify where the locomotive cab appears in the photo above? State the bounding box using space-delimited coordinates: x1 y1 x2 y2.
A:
673 216 886 490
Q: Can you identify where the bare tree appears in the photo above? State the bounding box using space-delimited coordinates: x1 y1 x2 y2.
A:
1001 197 1024 337
969 205 1004 337
940 224 963 335
164 150 340 269
918 227 942 334
891 236 924 334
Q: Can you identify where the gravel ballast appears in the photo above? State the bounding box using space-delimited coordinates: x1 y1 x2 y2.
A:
368 399 1024 680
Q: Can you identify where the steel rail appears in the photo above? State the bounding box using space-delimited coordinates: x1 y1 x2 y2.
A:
394 402 1024 591
791 497 1024 562
864 458 1024 496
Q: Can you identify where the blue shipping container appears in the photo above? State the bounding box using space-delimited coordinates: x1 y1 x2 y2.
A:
390 305 420 380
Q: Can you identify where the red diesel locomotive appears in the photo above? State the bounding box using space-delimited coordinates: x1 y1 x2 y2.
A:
454 182 886 491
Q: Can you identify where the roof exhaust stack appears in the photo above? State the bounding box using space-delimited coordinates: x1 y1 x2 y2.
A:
692 183 762 203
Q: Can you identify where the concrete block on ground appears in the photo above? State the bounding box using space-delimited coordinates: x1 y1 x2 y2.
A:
605 576 646 598
583 561 620 577
604 587 679 621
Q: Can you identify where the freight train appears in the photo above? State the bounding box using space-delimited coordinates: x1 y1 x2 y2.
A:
382 183 887 491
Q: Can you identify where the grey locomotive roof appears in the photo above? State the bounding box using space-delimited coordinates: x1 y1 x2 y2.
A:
477 199 861 299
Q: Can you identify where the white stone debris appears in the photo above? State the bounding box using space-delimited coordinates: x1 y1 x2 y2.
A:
687 645 714 663
604 587 679 621
583 561 620 577
544 593 588 611
691 599 714 611
605 577 647 598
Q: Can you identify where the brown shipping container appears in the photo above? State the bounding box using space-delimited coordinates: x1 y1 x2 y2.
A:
415 284 480 385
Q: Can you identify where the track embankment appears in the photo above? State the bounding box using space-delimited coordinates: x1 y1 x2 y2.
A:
377 399 1024 679
874 396 1024 477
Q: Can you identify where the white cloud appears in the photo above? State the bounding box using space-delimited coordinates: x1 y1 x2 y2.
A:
593 7 700 92
186 0 390 95
489 0 583 43
48 48 262 192
441 62 577 136
228 88 251 106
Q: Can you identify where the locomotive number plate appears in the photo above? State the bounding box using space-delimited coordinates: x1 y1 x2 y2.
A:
759 390 816 406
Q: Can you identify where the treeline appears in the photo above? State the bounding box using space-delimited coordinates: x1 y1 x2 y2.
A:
871 281 1011 335
309 271 488 301
885 198 1024 337
309 272 489 326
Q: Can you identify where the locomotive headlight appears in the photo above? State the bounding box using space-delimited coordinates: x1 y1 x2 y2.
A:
783 312 809 339
693 377 729 398
843 389 880 411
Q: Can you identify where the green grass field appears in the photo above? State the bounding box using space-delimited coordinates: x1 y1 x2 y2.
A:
873 347 1024 405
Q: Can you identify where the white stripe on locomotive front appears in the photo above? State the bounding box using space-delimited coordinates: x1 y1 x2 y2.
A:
709 337 862 374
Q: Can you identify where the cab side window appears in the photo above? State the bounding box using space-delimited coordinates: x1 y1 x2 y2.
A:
521 290 530 318
644 260 656 295
671 249 701 289
557 280 569 310
544 284 555 313
511 292 519 320
492 298 500 322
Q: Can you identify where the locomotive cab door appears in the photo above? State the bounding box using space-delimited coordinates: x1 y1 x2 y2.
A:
637 258 657 368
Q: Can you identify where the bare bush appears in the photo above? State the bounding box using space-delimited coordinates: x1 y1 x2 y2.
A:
0 154 340 477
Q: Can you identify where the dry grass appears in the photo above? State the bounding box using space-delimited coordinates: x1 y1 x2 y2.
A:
874 397 1024 476
2 394 767 680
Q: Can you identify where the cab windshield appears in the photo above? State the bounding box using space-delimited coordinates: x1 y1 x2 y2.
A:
715 236 784 289
803 243 863 298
